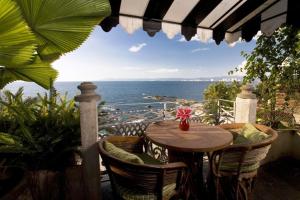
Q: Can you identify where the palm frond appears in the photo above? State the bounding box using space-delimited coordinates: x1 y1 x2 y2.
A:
0 58 58 89
0 132 21 146
16 0 111 62
0 0 36 66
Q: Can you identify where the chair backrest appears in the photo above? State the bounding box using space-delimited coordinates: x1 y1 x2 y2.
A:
213 123 278 176
111 122 150 137
102 122 169 163
98 136 186 198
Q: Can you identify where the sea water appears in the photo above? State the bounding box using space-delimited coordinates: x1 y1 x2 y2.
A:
4 81 212 105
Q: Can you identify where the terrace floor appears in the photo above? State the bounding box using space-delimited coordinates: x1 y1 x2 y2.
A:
101 157 300 200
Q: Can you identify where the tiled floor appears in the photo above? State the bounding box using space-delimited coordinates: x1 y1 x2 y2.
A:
102 158 300 200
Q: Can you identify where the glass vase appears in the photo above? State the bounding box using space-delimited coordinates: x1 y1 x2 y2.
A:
179 119 189 131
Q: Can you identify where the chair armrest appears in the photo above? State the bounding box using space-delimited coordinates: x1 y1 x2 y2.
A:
150 162 187 170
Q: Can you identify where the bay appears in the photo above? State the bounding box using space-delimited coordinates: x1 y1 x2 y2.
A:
4 81 212 104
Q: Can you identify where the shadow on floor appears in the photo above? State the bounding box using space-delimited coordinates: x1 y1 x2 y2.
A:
102 158 300 200
253 157 300 200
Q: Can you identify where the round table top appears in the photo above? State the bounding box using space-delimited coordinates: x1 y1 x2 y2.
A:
146 120 233 152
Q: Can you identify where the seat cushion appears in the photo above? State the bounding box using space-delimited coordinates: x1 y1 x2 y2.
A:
240 123 269 143
115 183 176 200
104 141 144 164
229 129 250 144
135 153 163 165
233 134 251 144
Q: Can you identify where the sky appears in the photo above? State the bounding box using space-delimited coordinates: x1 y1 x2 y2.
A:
53 26 257 81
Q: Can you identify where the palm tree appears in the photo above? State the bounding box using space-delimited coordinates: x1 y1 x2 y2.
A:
0 0 111 89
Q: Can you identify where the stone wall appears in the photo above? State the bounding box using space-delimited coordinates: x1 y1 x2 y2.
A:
263 129 300 165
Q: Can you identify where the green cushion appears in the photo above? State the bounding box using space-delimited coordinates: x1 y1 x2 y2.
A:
240 123 269 143
104 141 144 164
115 183 176 200
135 153 163 165
233 134 251 144
229 129 250 144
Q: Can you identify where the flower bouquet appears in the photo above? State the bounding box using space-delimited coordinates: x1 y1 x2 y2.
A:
176 107 192 131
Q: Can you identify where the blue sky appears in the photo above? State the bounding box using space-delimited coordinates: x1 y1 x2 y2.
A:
53 26 257 81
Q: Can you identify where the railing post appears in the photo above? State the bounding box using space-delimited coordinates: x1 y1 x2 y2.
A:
163 103 167 120
75 82 101 200
217 100 221 122
235 84 257 123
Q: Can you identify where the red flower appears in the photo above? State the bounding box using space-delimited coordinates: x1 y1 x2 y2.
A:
176 107 192 121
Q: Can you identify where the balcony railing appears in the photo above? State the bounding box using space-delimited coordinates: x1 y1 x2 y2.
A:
218 99 236 124
98 99 236 137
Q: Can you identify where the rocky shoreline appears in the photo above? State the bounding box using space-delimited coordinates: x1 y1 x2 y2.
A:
99 95 207 126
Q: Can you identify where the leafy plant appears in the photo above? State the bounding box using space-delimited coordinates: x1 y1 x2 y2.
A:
0 0 111 89
0 88 80 171
203 81 241 125
230 25 300 127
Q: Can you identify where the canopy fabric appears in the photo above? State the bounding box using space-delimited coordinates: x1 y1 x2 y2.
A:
100 0 299 44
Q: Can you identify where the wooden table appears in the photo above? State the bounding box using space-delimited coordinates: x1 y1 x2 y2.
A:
146 120 233 200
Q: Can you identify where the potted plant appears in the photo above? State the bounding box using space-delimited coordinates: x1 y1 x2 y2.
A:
0 88 81 199
0 0 111 198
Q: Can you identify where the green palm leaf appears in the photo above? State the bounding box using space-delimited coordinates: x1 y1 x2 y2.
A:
0 58 58 89
16 0 111 62
0 0 36 66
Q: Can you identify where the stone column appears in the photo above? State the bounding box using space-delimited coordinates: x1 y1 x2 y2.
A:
75 82 101 200
235 84 257 123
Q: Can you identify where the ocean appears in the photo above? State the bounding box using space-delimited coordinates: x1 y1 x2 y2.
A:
4 81 212 105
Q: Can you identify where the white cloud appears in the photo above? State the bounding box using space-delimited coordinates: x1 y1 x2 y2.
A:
207 38 215 43
128 43 147 53
228 39 242 47
191 36 200 42
178 35 215 44
178 35 200 42
231 60 247 76
178 36 186 42
253 31 262 41
191 48 209 53
122 66 142 71
148 68 179 74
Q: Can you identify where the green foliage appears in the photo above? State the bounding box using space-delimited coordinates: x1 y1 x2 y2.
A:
0 0 57 89
16 0 111 62
0 0 111 89
0 88 80 171
0 0 36 66
203 81 241 125
230 26 300 127
297 31 300 53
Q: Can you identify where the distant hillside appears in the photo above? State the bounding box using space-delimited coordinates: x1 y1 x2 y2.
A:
99 76 243 82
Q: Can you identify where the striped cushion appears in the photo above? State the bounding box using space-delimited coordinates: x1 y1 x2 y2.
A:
115 183 176 200
104 141 144 164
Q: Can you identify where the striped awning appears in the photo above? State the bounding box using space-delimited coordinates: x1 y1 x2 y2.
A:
100 0 299 44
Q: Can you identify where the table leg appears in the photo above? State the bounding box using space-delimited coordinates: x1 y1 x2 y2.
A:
168 150 205 200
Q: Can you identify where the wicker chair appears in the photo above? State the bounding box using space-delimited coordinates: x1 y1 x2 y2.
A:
210 123 278 200
98 136 187 200
100 122 169 163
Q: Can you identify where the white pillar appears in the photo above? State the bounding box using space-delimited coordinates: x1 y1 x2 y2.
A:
75 82 101 200
235 84 257 123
